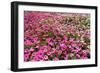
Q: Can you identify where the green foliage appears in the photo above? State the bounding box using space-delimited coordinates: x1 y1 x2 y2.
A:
80 17 90 27
39 41 48 46
47 31 54 38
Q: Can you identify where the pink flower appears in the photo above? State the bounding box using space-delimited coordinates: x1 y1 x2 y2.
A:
40 46 48 52
60 43 67 49
72 47 81 53
63 35 68 41
71 43 77 47
82 50 87 57
46 38 51 43
76 54 80 59
24 54 29 61
69 38 74 42
64 55 68 60
33 37 38 43
24 49 29 53
49 42 54 46
38 49 44 53
47 52 52 55
44 55 48 60
24 40 33 46
81 56 88 59
36 45 39 48
32 52 36 56
29 48 34 52
38 54 43 59
33 57 40 61
57 50 62 55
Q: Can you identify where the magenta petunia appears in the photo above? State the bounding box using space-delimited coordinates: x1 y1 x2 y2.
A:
24 40 33 46
33 37 38 43
24 54 29 61
43 55 48 60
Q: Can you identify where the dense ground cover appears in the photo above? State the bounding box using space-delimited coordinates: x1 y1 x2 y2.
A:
24 11 90 62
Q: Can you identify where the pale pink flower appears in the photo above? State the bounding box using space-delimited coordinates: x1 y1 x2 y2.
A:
24 49 29 53
71 43 77 47
29 48 34 52
60 43 67 49
58 50 62 55
69 38 74 42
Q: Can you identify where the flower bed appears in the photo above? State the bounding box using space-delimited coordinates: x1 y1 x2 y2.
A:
24 11 90 62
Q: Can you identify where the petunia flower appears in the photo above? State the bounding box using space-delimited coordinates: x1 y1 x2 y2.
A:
64 55 68 60
24 53 29 61
29 48 34 52
46 38 51 43
76 54 80 59
33 37 38 43
24 40 33 46
43 55 48 60
60 43 67 50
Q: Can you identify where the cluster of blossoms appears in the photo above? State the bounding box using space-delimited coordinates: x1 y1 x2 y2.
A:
24 11 90 62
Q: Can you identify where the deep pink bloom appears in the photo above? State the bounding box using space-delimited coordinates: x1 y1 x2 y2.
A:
33 57 40 61
44 55 48 60
33 37 38 43
24 40 33 46
82 50 88 57
24 54 29 61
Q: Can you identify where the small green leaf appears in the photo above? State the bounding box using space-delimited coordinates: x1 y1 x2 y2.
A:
39 41 47 46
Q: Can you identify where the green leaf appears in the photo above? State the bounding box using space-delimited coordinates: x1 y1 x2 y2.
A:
39 41 47 46
24 44 35 49
73 34 79 39
52 54 56 59
47 32 54 37
24 45 32 49
71 56 76 60
80 17 90 26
